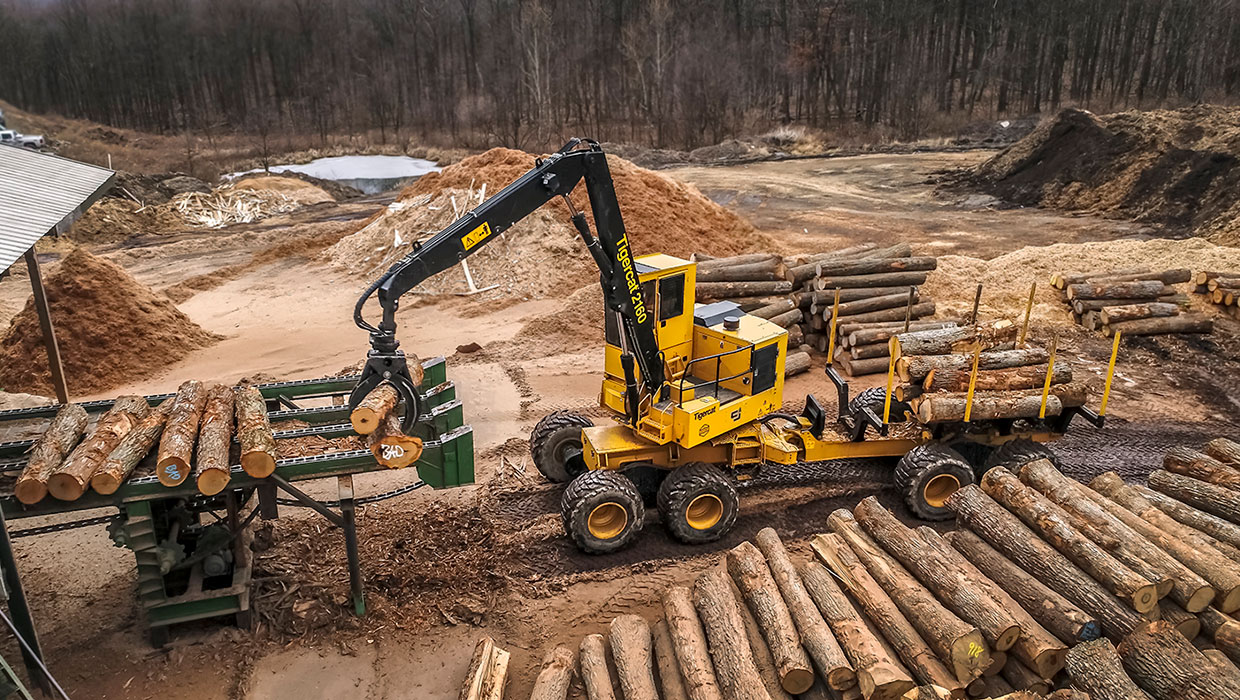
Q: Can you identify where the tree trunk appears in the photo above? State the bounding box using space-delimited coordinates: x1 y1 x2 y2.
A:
1072 294 1187 314
1053 267 1151 288
1066 280 1165 300
800 560 916 700
1063 639 1153 700
894 321 1017 358
1147 469 1240 526
1020 460 1215 613
838 356 891 377
914 393 1059 423
784 351 812 378
752 528 854 691
698 260 786 283
1087 472 1240 612
652 618 690 700
663 586 724 700
1118 620 1240 700
350 383 401 435
1157 599 1200 639
897 349 1047 383
768 308 804 328
92 400 173 495
815 272 928 291
697 280 794 300
1132 482 1240 550
696 254 782 271
807 288 935 309
47 396 149 501
849 343 889 360
922 363 1071 393
692 568 773 700
786 325 804 348
1208 276 1240 291
726 574 794 700
193 385 235 496
854 497 1021 650
725 542 815 694
1205 438 1240 469
944 485 1145 639
943 529 1101 644
979 468 1159 612
825 510 988 683
1098 303 1180 325
611 615 659 700
157 379 209 487
459 636 509 700
366 412 424 469
810 533 962 696
16 404 88 504
235 385 277 478
1162 447 1240 490
1104 314 1212 336
827 292 919 320
1200 607 1240 666
813 257 938 278
750 299 796 319
580 634 618 700
530 645 575 700
914 527 1067 679
847 322 961 348
825 302 936 326
999 657 1046 695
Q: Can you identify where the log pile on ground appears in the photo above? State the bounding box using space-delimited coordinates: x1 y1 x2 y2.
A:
692 243 949 377
1047 267 1208 336
1192 270 1240 319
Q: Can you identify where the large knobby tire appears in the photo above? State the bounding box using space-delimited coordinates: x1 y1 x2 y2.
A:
984 438 1060 477
895 444 974 521
850 386 910 423
657 463 739 545
531 410 594 483
952 441 997 481
561 470 645 554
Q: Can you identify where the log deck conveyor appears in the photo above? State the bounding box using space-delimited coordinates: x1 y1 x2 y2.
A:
0 357 474 652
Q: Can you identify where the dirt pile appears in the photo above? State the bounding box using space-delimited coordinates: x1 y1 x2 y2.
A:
0 249 219 396
231 175 334 205
965 105 1240 243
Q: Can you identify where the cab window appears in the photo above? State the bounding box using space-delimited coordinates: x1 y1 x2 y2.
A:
659 273 685 322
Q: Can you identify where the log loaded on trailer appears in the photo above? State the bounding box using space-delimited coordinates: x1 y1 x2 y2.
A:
349 138 1118 554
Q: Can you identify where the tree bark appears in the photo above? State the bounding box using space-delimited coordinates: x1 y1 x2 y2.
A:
914 392 1061 424
816 271 928 290
652 618 690 700
854 497 1021 650
193 385 235 496
826 292 919 320
692 568 773 700
813 257 938 277
16 403 88 504
725 574 793 700
1104 314 1213 336
350 382 401 435
838 356 891 377
914 527 1067 679
1066 280 1165 300
235 385 277 478
663 586 724 700
825 302 936 326
750 299 796 319
897 348 1047 383
825 510 988 683
92 399 173 495
611 615 659 700
979 467 1159 612
1020 460 1215 613
1053 268 1151 288
697 280 794 300
1072 294 1187 314
580 634 618 700
1063 639 1152 700
768 308 804 328
998 657 1046 696
366 412 424 469
1200 607 1240 666
1205 438 1240 469
847 343 891 360
530 645 575 700
894 321 1017 358
1147 469 1240 526
807 288 934 309
459 636 509 700
1088 472 1240 612
698 260 787 283
1157 599 1200 639
810 533 962 696
157 379 208 487
696 254 782 271
725 541 815 694
1118 620 1240 700
922 363 1070 393
847 322 960 348
1098 302 1180 325
784 351 812 378
1208 276 1240 291
1132 482 1240 550
944 485 1144 639
47 396 149 501
943 529 1100 644
751 528 855 691
800 560 916 700
1162 447 1240 490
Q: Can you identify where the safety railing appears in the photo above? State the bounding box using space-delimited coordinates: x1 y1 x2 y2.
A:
674 344 754 408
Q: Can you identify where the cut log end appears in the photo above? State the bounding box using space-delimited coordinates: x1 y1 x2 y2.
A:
156 457 192 486
350 383 401 435
14 481 47 506
46 473 87 501
197 468 232 496
90 472 122 495
241 451 277 478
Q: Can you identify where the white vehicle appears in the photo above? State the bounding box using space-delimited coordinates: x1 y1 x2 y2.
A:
0 130 44 149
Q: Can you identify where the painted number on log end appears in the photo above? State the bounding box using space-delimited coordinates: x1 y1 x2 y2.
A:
380 444 405 461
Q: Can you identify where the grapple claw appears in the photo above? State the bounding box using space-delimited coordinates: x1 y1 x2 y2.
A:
348 350 422 433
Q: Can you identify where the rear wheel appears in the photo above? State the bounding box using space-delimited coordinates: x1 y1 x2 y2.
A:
561 470 645 554
849 386 909 423
895 444 974 521
531 410 593 483
657 464 739 544
984 439 1060 477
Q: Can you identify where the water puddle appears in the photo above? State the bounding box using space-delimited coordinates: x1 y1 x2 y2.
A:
232 154 440 195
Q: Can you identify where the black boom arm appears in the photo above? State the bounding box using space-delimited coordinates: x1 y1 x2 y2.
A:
351 139 666 428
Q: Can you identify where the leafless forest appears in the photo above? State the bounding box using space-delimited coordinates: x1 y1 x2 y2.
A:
2 0 1240 149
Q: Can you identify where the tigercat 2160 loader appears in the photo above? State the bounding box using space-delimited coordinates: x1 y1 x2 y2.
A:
350 139 1113 554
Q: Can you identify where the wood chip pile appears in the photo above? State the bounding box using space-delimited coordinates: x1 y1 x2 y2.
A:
693 243 945 379
1049 268 1212 336
1193 270 1240 318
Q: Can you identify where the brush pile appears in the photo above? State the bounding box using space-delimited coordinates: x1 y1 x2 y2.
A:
1193 270 1240 318
1048 267 1211 336
172 185 304 228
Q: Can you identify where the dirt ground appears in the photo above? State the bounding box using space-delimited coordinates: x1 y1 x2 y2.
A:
1 150 1237 699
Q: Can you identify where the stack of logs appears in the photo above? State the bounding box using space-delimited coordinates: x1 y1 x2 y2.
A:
888 321 1088 424
14 380 277 503
1193 270 1240 318
1050 268 1213 336
693 243 944 379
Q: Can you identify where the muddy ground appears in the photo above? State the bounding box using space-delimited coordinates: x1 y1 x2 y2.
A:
1 150 1237 699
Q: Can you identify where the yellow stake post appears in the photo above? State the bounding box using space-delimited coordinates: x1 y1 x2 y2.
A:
1039 336 1059 419
1020 281 1036 348
826 288 842 363
964 344 981 422
1100 330 1121 416
883 336 897 424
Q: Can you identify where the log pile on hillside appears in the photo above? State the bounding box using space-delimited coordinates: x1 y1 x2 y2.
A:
693 243 948 378
1193 270 1240 318
1049 268 1211 336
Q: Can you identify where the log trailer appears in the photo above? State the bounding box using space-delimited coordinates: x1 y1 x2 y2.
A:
349 139 1118 555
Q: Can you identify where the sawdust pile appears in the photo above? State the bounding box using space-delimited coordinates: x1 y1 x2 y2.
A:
66 198 186 243
967 105 1240 244
232 175 335 205
0 249 219 396
922 237 1240 323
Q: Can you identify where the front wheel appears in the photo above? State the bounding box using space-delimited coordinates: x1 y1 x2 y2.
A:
561 471 645 554
531 411 594 483
895 444 974 521
657 464 739 544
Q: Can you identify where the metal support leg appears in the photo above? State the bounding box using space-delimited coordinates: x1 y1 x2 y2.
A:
338 475 365 617
0 510 51 697
23 249 68 404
